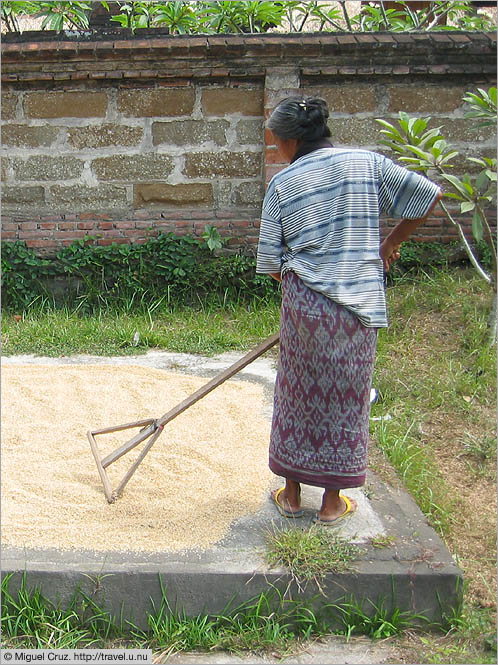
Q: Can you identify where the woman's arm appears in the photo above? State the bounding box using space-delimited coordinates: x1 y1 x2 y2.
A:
380 189 443 272
269 272 282 282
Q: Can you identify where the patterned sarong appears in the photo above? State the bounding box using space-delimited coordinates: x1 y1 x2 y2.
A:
269 271 378 489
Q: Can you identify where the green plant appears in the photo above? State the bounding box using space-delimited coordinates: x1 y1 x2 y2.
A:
34 1 92 31
1 240 56 310
0 0 39 31
1 231 277 314
1 573 119 648
327 593 429 639
376 88 497 343
459 432 496 463
265 524 361 592
373 419 454 534
370 534 396 549
201 224 224 251
3 0 495 34
463 87 498 129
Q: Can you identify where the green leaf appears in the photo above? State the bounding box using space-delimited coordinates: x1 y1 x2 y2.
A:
441 174 473 199
375 119 397 131
472 209 483 244
439 151 458 165
460 201 475 214
418 127 444 147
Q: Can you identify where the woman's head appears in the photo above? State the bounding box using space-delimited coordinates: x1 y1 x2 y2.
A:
267 96 331 142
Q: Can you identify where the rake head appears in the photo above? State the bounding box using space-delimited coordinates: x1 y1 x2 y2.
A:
88 418 164 503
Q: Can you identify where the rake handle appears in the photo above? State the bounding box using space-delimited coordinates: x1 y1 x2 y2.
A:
100 331 280 469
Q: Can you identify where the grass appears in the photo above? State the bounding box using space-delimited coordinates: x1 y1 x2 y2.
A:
1 296 280 357
265 524 361 592
330 594 429 640
369 268 495 537
1 573 118 649
1 266 496 663
1 573 427 657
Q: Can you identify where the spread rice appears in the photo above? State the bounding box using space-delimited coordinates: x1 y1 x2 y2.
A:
1 364 272 553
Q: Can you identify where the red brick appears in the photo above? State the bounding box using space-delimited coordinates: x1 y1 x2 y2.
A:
166 221 192 228
265 165 285 181
77 222 95 230
26 239 55 248
98 222 114 230
18 231 40 239
374 34 396 44
337 35 357 45
1 231 17 239
58 222 77 231
97 238 130 246
157 78 192 87
115 222 135 229
19 222 38 230
98 229 123 237
354 34 377 44
2 43 23 53
54 231 88 239
430 34 454 43
393 66 410 75
39 223 57 230
122 228 146 237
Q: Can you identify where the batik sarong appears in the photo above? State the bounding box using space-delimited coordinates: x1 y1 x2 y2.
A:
269 271 378 489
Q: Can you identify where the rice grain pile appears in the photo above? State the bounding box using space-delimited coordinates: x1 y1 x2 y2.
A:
2 364 272 553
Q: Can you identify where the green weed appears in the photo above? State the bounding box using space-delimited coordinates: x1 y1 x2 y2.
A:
1 573 118 649
373 419 454 534
265 524 361 591
326 593 429 640
459 432 496 463
370 534 396 549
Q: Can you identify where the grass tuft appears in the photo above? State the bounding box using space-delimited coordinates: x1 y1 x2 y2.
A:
265 524 361 591
327 593 429 640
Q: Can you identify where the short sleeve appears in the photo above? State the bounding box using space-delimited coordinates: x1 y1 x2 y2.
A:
379 155 441 219
256 182 284 274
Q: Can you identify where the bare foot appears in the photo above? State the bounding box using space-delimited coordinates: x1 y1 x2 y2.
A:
271 479 302 517
271 487 302 514
316 496 357 523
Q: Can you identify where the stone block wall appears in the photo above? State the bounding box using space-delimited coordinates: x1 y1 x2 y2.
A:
1 30 496 255
2 82 265 251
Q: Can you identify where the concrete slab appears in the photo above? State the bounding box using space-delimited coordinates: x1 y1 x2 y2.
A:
163 635 395 664
2 350 462 632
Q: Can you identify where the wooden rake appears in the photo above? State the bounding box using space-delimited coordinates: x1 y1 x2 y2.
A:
88 332 280 503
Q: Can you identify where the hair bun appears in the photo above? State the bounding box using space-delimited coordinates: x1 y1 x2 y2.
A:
267 95 331 142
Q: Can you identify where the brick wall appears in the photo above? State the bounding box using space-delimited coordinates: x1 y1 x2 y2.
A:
1 30 496 255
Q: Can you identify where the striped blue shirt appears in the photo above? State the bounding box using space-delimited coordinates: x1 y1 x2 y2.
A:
256 148 440 327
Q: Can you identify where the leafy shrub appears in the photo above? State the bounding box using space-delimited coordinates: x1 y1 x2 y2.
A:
1 241 56 309
1 234 277 312
2 1 496 34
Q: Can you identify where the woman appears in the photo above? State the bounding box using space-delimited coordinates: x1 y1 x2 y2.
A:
257 96 442 525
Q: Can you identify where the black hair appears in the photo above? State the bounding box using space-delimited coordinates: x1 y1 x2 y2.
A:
267 96 331 142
